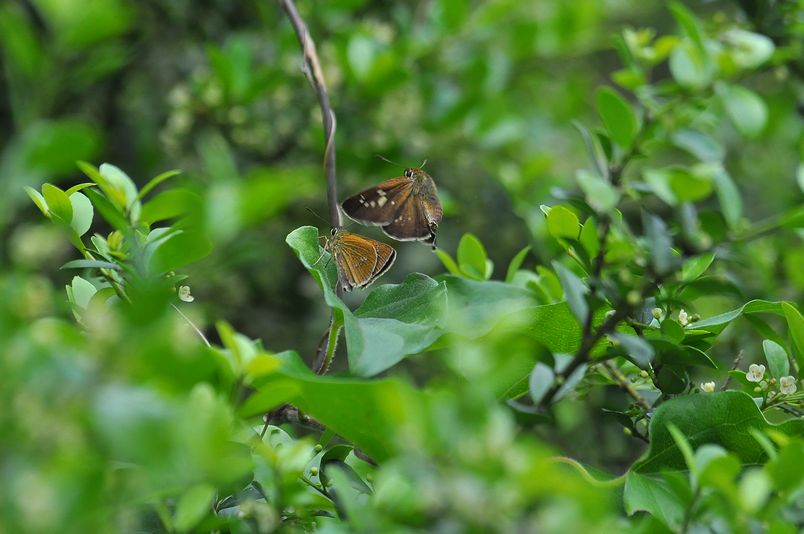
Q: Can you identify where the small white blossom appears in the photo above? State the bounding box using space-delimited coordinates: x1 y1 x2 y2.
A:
178 285 194 303
678 309 689 326
700 381 715 393
746 363 765 383
779 376 797 395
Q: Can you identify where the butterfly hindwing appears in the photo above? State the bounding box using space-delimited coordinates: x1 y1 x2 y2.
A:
330 230 396 291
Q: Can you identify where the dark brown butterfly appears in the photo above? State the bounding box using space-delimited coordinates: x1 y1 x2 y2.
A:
341 167 443 248
325 228 396 292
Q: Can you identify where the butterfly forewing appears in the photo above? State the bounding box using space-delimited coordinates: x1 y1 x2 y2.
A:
341 167 442 248
330 230 396 291
340 177 412 225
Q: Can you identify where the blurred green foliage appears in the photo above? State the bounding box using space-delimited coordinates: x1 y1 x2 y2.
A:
1 0 803 532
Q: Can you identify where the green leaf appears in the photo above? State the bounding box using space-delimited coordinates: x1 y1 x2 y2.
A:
579 217 600 260
64 183 96 196
669 40 713 90
723 29 774 69
633 391 804 473
576 169 619 213
553 263 588 324
140 189 201 225
762 339 789 379
612 333 655 369
457 233 490 280
69 192 93 237
505 245 531 283
689 300 786 335
624 472 686 531
669 2 705 53
680 251 715 282
147 231 212 274
595 86 639 149
286 227 447 376
84 188 130 233
239 380 301 417
671 129 724 162
440 276 583 355
60 259 120 271
643 213 674 275
572 120 607 178
68 275 97 310
137 169 182 200
348 274 447 375
660 320 685 345
25 186 49 217
42 183 73 223
781 303 804 368
435 249 462 276
174 483 215 532
100 162 140 214
546 205 580 240
529 363 554 404
255 356 423 461
719 83 767 138
78 161 127 211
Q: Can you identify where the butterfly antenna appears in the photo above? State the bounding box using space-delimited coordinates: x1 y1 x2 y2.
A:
376 154 404 168
420 159 428 169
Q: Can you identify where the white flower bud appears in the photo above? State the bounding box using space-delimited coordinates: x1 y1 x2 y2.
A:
700 381 715 393
178 285 195 302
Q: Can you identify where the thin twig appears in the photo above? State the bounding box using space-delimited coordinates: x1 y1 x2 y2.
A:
720 350 743 391
280 0 346 377
278 0 342 231
602 360 651 411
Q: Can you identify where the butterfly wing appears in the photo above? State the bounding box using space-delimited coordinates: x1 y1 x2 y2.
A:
341 177 412 226
333 231 396 291
371 240 396 280
381 195 435 245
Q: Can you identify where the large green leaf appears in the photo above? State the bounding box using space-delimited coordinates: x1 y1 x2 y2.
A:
595 87 638 149
440 276 584 354
250 352 422 462
688 300 786 335
632 391 804 473
286 226 447 376
624 471 686 531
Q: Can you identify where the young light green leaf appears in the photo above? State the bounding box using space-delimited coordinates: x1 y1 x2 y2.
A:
25 186 49 217
762 339 789 379
505 245 531 283
669 41 713 89
69 276 97 310
719 83 767 138
457 233 489 280
546 205 580 240
173 483 215 532
42 183 73 223
435 249 462 276
576 169 619 213
595 87 639 149
138 169 182 200
671 129 724 162
69 192 93 237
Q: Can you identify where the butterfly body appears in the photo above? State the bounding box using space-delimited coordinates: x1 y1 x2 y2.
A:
341 167 443 248
326 229 396 292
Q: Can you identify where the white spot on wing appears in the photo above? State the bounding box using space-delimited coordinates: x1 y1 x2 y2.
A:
377 196 388 207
